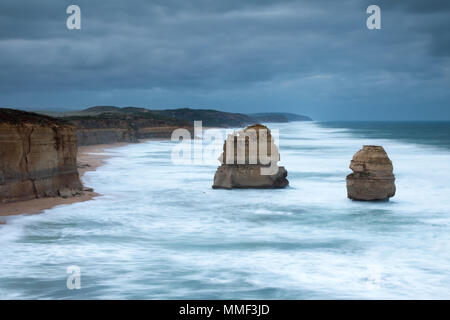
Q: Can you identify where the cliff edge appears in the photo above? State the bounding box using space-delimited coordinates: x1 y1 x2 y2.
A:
0 109 83 203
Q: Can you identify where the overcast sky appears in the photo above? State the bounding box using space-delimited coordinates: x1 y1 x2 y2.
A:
1 0 449 120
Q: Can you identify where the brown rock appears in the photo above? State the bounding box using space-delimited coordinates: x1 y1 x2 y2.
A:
0 109 83 203
58 188 83 198
218 124 280 165
346 145 396 201
67 111 193 146
213 124 288 189
213 164 288 189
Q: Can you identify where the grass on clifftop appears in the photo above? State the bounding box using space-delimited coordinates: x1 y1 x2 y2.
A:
0 108 71 126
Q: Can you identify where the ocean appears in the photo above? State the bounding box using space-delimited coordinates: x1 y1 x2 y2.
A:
1 121 450 299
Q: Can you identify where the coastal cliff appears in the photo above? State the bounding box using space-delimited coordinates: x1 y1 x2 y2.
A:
39 106 312 146
68 116 139 146
0 109 83 203
64 111 192 146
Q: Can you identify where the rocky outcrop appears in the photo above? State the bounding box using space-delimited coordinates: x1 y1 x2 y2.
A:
0 109 83 203
212 124 289 189
213 165 288 189
346 145 396 201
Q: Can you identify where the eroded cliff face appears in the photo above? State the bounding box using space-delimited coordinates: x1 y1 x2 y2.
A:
76 128 138 146
67 114 192 146
0 109 83 203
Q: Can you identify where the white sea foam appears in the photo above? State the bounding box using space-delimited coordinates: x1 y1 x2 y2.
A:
0 122 449 299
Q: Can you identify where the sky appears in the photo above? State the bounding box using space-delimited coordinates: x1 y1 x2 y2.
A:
0 0 449 120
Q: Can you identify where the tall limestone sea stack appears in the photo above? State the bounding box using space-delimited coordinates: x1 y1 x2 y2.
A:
346 145 396 201
212 124 288 189
0 109 83 203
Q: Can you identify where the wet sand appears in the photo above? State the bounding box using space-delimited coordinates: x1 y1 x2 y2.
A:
0 142 130 218
0 135 203 220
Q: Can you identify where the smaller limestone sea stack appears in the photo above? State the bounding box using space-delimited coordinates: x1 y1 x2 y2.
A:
346 145 396 201
212 124 288 189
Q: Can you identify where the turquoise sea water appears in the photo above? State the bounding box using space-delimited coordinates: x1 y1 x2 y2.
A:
0 121 449 299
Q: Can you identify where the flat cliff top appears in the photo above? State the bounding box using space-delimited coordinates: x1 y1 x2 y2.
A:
0 108 71 127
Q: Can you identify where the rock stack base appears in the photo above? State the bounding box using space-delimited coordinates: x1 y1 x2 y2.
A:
213 164 288 189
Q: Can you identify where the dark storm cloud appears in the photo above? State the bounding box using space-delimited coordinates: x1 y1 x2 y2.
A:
378 0 450 13
0 0 449 120
374 0 450 57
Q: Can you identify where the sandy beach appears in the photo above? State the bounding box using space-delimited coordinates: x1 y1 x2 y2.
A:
0 142 130 218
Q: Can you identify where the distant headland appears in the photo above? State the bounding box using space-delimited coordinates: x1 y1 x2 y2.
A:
27 106 312 146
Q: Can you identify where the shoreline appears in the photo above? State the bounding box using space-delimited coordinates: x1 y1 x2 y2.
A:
0 142 132 219
0 134 219 220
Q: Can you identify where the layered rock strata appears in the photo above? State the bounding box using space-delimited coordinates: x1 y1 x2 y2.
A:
212 124 288 189
0 109 83 203
67 114 191 146
346 145 396 201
